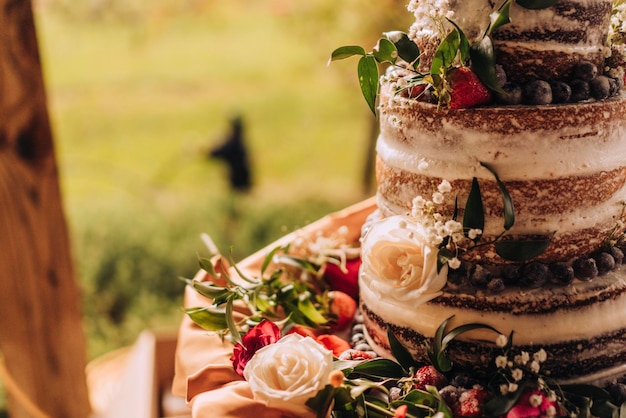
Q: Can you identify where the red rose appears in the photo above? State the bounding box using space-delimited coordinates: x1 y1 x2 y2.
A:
323 258 361 300
230 320 281 376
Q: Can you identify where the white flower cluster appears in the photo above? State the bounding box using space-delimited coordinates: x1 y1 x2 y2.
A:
495 346 550 395
409 179 479 269
287 225 360 271
611 2 626 40
407 0 453 38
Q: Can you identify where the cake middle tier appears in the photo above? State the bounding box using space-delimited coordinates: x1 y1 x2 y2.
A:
377 87 626 263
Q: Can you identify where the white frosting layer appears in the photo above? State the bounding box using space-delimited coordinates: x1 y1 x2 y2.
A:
360 267 626 346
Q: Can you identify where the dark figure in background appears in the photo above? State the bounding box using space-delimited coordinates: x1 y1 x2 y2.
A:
209 115 252 191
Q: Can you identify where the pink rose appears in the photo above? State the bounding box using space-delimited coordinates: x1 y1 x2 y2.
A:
230 320 280 376
506 389 559 418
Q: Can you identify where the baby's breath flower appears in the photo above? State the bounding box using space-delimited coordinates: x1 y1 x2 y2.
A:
329 370 345 388
529 394 543 408
530 360 541 374
495 355 508 368
515 351 530 365
511 368 524 381
448 257 461 269
418 160 429 171
438 179 452 193
500 384 509 395
545 405 557 417
432 191 445 204
495 334 508 348
467 228 482 240
534 348 547 363
508 382 518 393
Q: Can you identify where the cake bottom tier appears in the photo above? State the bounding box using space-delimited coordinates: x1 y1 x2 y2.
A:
360 268 626 386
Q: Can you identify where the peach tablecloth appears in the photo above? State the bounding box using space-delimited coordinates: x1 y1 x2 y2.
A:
172 197 377 418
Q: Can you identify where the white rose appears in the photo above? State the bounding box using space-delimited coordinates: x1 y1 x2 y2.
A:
360 216 448 307
243 333 333 416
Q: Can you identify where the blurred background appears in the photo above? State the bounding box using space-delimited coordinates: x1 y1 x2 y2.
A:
31 0 413 365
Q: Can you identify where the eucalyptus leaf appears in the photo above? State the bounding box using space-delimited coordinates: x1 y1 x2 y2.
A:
463 177 485 238
329 45 366 62
225 298 242 344
470 36 505 94
384 31 420 68
373 38 397 64
358 55 379 115
495 238 551 262
184 306 228 331
481 162 515 229
516 0 559 9
387 327 416 371
191 280 229 300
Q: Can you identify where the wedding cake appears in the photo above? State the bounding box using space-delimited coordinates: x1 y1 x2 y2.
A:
356 0 626 386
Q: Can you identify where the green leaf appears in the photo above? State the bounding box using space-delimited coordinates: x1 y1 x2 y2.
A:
191 280 230 301
495 238 551 262
437 247 455 273
261 245 283 275
358 55 379 115
225 298 242 344
480 162 515 230
351 358 405 379
306 384 336 418
428 386 454 418
297 297 328 325
373 38 397 64
184 306 228 331
488 0 512 35
329 45 366 62
387 327 416 371
384 31 420 68
470 36 505 93
446 19 470 64
463 177 484 239
431 28 461 75
198 257 218 277
516 0 559 9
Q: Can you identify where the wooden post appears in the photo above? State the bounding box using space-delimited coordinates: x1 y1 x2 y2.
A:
0 2 91 417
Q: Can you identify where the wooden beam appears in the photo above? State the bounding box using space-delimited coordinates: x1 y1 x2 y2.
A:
0 1 91 417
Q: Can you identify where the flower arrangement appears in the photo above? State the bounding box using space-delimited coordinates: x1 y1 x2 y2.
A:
183 225 626 418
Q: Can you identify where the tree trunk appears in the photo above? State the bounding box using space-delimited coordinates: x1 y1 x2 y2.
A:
0 2 91 417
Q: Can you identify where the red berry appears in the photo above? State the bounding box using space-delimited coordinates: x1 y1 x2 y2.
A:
338 349 376 361
323 258 360 300
406 84 427 98
413 365 448 391
454 387 489 417
328 290 357 331
447 67 492 109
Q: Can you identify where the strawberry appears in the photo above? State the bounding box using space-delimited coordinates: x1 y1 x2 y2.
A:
454 387 490 417
447 67 492 109
323 258 360 300
413 365 448 391
316 334 351 357
286 324 318 339
328 290 357 331
338 349 376 361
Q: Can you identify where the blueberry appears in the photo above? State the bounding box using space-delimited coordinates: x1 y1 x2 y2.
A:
573 61 598 81
450 372 477 389
607 383 626 404
520 262 549 288
470 264 491 287
550 81 572 104
495 64 507 88
608 77 620 96
610 246 624 265
549 262 574 285
524 80 552 105
590 75 611 100
487 278 505 293
572 257 598 281
496 82 523 105
570 79 590 102
501 264 522 284
593 252 616 275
